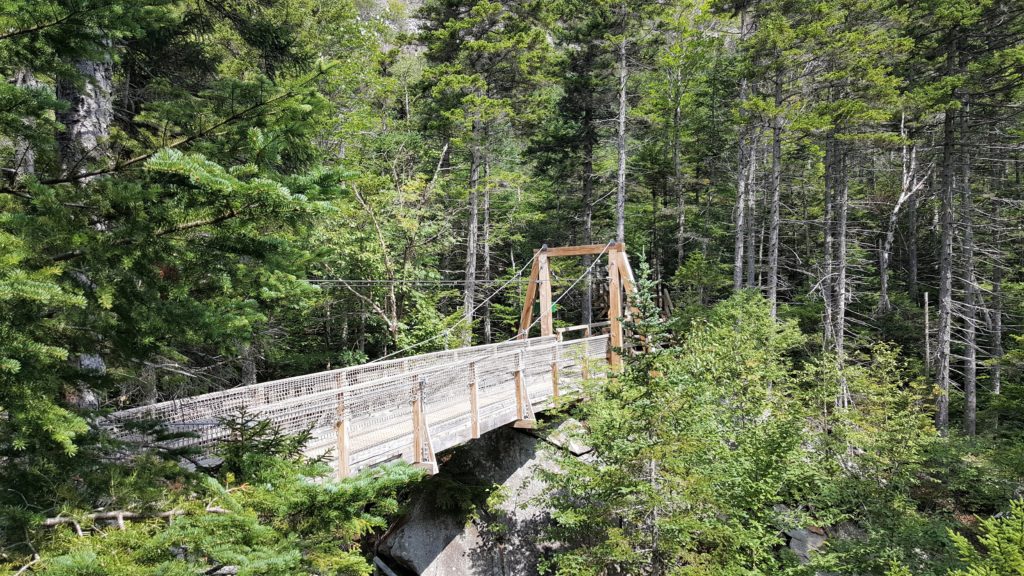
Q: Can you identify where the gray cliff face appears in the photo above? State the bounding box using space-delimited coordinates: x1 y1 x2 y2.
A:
379 424 568 576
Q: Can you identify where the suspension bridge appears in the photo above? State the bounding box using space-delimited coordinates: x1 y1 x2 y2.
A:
104 243 637 478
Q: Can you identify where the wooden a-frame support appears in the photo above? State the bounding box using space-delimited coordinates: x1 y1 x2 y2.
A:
518 243 637 369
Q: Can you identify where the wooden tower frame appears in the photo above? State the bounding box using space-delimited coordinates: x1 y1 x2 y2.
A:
517 243 636 367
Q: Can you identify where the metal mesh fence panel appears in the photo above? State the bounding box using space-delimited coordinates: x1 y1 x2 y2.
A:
102 333 610 477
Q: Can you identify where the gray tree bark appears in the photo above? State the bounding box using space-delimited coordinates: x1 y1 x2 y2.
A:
11 68 41 176
834 144 850 408
935 42 957 435
140 362 158 406
959 96 977 437
482 159 492 344
733 7 753 291
673 78 685 267
823 134 837 350
463 122 482 345
907 192 919 302
767 69 782 318
880 115 925 314
56 49 113 178
745 142 758 289
240 342 258 387
615 30 628 245
581 132 595 326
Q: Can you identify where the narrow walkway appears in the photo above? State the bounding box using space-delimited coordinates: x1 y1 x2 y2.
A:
105 328 610 477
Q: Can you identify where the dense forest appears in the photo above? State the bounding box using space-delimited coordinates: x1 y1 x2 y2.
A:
3 0 1024 574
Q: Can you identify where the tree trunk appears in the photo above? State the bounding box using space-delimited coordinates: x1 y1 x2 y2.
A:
482 158 492 344
581 132 595 326
11 68 40 176
834 142 850 408
991 257 1003 397
745 141 757 288
733 7 753 291
767 69 782 318
907 192 919 302
733 136 748 292
823 133 837 350
141 362 158 406
673 76 685 267
56 48 113 179
463 122 482 346
615 31 628 245
959 96 977 437
880 116 921 314
240 342 258 387
935 41 957 436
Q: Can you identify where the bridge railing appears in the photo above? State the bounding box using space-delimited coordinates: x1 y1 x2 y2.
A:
103 331 611 476
105 335 559 436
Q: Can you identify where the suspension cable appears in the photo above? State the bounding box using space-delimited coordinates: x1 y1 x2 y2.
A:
367 250 542 364
507 241 614 342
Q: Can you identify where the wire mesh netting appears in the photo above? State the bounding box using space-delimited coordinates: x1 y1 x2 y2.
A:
103 333 611 476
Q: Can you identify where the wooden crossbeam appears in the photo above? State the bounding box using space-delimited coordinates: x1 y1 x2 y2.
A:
534 243 623 257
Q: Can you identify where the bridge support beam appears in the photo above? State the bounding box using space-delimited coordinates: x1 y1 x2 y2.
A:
411 376 438 475
513 352 537 429
608 250 624 369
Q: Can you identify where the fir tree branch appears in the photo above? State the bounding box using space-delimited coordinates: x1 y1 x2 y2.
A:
0 6 101 41
0 67 331 197
40 506 231 530
51 205 251 262
152 207 244 238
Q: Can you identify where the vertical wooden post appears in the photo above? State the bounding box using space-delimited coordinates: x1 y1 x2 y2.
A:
411 376 423 463
335 392 349 479
334 373 349 479
538 252 554 337
513 350 536 429
551 332 561 401
608 252 623 369
514 351 525 421
410 376 438 473
581 326 592 380
468 362 480 439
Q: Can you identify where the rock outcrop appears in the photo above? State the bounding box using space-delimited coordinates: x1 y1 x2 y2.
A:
379 421 575 576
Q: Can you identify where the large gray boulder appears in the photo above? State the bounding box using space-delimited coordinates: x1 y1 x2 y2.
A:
379 423 568 575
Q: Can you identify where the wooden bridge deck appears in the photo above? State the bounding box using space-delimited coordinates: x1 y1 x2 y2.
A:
104 330 610 478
